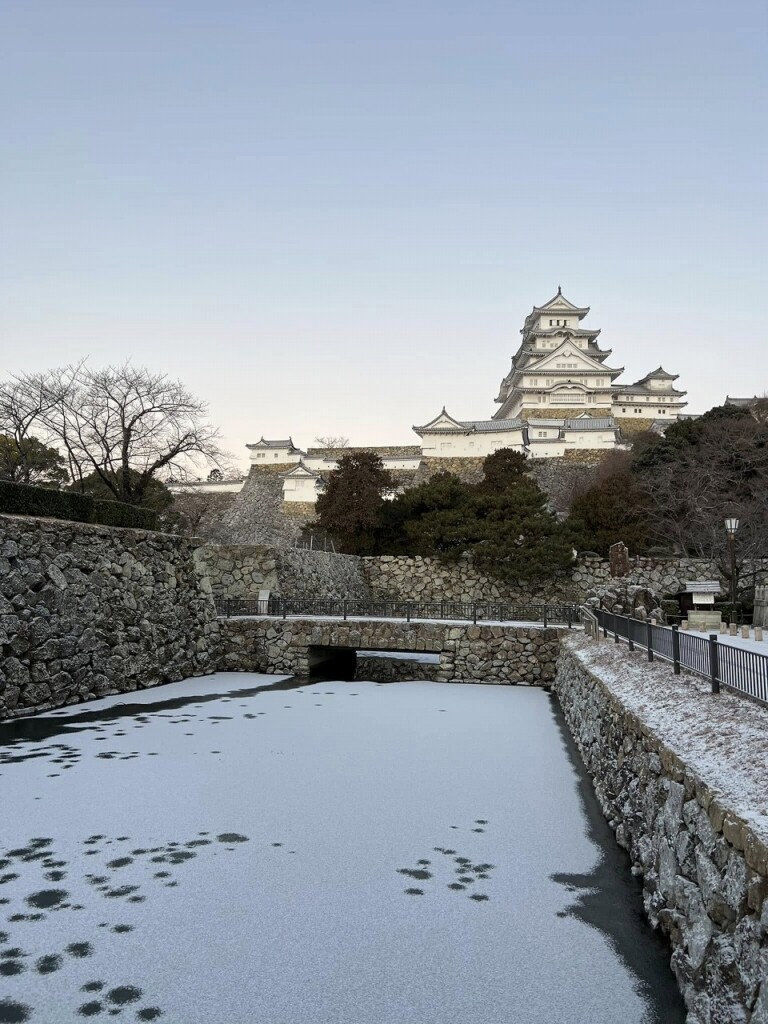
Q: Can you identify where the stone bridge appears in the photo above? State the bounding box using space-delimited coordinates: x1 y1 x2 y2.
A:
219 615 566 684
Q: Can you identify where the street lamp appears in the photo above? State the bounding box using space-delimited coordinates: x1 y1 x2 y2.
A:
724 517 740 623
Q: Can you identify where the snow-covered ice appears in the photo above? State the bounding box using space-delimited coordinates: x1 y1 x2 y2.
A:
0 672 681 1023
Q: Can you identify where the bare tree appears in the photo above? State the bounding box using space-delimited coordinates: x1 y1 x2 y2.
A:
9 362 224 505
314 435 350 451
638 413 768 581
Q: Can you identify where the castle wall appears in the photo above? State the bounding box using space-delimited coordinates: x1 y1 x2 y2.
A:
0 514 220 718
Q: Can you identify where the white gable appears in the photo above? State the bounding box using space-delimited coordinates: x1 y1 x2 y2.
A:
526 342 608 375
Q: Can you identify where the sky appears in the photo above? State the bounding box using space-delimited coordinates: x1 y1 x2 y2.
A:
2 0 767 470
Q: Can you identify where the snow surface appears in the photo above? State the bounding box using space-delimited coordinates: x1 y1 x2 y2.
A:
568 634 768 844
686 626 768 656
1 672 675 1023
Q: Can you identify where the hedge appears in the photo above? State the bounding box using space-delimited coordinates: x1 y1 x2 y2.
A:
0 480 158 531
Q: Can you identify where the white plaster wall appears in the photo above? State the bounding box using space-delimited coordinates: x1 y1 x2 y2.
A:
282 476 321 502
249 449 302 466
420 433 525 457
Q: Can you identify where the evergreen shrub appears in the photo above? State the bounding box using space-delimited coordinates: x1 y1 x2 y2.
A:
0 481 158 530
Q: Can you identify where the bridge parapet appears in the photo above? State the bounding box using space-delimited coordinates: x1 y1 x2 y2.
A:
219 615 566 685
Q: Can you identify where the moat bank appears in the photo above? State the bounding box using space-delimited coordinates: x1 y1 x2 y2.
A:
554 634 768 1024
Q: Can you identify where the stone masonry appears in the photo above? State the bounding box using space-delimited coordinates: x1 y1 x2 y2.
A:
0 513 220 717
219 616 563 684
195 545 371 601
554 634 768 1023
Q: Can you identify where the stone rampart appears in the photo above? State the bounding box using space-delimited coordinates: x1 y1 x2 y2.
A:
360 552 725 606
196 544 371 601
554 634 768 1022
0 513 219 718
219 616 563 684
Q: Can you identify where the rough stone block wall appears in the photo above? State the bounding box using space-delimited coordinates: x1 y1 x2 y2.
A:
0 514 220 718
361 553 737 607
554 634 768 1023
196 545 371 601
219 617 562 684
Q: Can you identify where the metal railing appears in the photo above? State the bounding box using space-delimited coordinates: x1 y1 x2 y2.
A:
593 608 768 706
216 596 582 627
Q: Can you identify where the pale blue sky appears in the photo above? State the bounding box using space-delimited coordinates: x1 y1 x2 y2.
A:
2 0 766 466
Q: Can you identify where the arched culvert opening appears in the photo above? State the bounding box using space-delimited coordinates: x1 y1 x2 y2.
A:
308 645 357 682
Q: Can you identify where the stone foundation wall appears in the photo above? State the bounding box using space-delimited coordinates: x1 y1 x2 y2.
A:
360 552 725 605
196 545 371 601
219 617 563 684
0 514 219 718
554 634 768 1022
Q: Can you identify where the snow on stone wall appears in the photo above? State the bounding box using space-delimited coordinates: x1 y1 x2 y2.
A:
0 514 220 718
554 633 768 1023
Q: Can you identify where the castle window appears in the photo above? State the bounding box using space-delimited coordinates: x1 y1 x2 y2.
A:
537 431 547 437
622 407 626 413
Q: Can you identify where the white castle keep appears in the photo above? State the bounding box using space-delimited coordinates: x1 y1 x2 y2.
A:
176 289 689 504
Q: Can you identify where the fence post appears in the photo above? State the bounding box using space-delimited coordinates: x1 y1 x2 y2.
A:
343 600 347 621
603 613 608 639
709 634 720 694
473 602 477 625
406 601 411 623
567 605 572 629
672 624 680 675
614 615 620 643
440 600 445 620
628 615 634 652
282 598 287 620
543 604 548 628
646 620 654 662
225 598 231 619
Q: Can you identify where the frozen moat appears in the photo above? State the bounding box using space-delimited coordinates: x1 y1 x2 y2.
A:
0 672 684 1023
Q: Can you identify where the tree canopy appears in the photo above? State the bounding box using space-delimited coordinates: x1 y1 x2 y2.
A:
306 451 395 555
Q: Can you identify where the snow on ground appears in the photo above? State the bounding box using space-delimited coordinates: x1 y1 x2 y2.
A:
568 634 768 845
0 672 679 1024
686 626 768 656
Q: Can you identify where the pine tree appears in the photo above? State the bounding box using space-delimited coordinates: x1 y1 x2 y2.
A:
307 452 395 554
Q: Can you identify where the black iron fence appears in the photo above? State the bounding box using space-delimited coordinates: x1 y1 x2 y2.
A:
592 608 768 706
216 596 582 628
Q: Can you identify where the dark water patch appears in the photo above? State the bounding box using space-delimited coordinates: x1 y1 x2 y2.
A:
136 1010 163 1020
475 819 488 825
397 868 432 881
448 883 466 890
166 851 195 865
184 840 210 848
0 960 25 976
0 874 19 884
106 858 133 869
404 888 424 896
82 982 105 992
77 1001 103 1017
1 947 26 958
547 692 685 1021
218 834 249 844
26 888 67 909
104 886 139 899
107 986 142 1005
111 925 133 934
0 998 32 1023
469 893 489 902
44 870 66 881
36 953 63 973
67 942 93 958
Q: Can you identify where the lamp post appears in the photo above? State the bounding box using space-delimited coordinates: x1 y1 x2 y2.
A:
724 517 740 624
